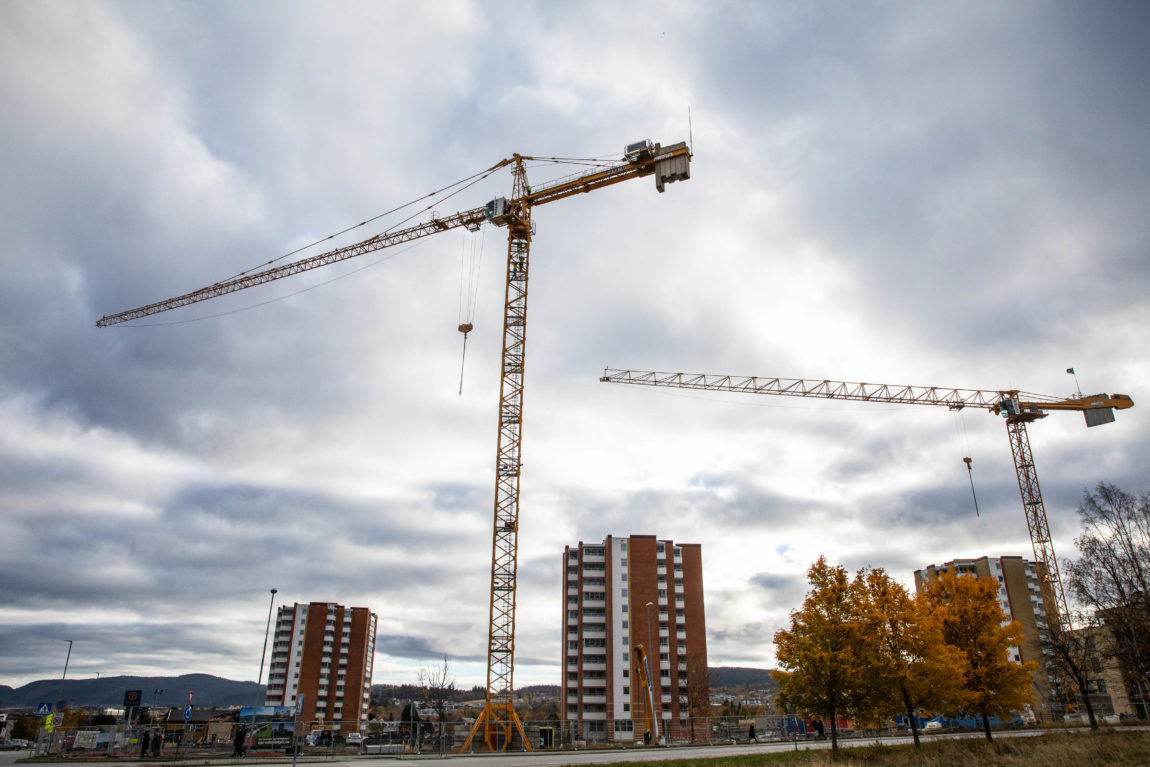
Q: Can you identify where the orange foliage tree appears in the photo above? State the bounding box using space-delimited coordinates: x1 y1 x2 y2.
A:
856 568 967 748
773 557 885 759
920 569 1037 741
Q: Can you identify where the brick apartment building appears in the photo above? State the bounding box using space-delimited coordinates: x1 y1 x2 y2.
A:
914 556 1059 721
561 535 709 743
264 602 377 733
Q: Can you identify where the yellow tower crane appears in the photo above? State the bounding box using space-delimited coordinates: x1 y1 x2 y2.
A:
599 368 1133 655
96 140 691 751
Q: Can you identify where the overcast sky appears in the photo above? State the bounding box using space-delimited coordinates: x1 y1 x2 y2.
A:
2 1 1148 691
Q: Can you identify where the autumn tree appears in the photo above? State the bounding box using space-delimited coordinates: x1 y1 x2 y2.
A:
920 569 1036 741
773 557 884 759
858 568 966 748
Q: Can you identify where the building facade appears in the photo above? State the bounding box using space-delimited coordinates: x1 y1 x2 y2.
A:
914 556 1059 721
561 535 709 744
264 602 377 733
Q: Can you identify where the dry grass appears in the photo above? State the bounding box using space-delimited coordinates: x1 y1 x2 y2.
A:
598 729 1150 767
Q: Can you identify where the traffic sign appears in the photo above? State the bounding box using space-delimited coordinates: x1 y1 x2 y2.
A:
123 689 142 707
35 703 51 716
184 705 193 721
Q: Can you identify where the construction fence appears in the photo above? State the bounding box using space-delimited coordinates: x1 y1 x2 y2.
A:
30 715 914 758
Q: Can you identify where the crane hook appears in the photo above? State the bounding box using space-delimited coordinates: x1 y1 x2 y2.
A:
963 457 981 517
457 323 473 395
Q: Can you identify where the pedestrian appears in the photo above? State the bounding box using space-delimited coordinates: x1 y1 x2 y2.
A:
813 718 825 739
151 731 163 757
139 730 151 758
232 726 245 757
748 722 757 741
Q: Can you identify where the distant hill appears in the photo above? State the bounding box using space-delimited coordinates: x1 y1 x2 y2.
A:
518 684 560 699
0 675 262 709
710 667 778 691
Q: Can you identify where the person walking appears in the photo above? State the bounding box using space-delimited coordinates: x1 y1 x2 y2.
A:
232 726 246 757
138 730 150 758
150 731 163 757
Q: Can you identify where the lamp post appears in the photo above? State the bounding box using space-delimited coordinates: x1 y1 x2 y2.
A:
57 639 73 705
250 588 278 751
644 601 659 744
45 640 73 756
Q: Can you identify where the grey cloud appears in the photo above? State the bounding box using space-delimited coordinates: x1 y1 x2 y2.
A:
2 1 1148 688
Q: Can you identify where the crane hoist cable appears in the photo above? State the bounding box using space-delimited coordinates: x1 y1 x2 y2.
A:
951 408 980 517
457 225 485 394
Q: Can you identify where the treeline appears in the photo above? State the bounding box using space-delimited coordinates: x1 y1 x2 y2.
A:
371 683 485 703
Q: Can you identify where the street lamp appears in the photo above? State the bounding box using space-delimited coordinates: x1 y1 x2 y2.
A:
250 588 278 750
57 639 73 705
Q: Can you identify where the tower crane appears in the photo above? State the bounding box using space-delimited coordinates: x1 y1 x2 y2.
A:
96 140 691 751
599 368 1133 646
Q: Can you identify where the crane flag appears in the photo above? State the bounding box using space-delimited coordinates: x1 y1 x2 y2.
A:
1066 368 1075 374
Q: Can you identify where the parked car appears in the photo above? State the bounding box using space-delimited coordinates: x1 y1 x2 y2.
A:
345 733 364 746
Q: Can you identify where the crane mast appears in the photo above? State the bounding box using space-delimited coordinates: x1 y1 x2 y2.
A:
97 142 690 752
600 368 1133 703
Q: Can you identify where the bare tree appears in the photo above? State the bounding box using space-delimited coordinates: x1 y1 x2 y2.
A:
1045 611 1102 729
1066 483 1150 717
417 655 456 752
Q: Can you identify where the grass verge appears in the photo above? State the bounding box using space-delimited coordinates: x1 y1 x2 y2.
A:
594 729 1150 767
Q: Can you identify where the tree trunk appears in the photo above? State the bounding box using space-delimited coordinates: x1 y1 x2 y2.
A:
981 712 993 742
829 701 839 760
900 684 920 749
1082 690 1099 730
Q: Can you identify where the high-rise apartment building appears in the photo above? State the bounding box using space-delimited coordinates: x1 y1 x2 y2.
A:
561 535 708 744
914 556 1058 720
264 602 377 733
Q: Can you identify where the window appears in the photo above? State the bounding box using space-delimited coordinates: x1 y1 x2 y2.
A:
621 558 627 566
622 573 628 581
623 703 630 712
623 686 630 695
622 620 628 629
584 637 606 648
